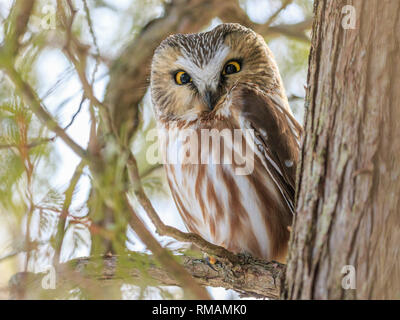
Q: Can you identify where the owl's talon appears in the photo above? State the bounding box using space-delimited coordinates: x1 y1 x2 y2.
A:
237 251 254 264
204 255 218 271
208 256 217 265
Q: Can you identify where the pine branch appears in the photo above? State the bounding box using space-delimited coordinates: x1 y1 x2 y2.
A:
1 64 90 161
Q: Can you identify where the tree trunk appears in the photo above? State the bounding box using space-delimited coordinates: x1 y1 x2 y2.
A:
284 0 400 299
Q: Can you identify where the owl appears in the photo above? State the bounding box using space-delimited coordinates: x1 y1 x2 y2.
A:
150 23 302 263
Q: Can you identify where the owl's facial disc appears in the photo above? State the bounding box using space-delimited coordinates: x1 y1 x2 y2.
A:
151 23 276 120
174 45 242 111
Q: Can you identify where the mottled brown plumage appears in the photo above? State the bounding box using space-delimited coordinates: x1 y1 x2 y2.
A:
150 23 302 262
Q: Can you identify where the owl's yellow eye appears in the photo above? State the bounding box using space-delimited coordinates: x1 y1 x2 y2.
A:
174 71 192 85
223 60 241 75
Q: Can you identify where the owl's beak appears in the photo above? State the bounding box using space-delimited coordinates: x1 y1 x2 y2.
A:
204 90 219 111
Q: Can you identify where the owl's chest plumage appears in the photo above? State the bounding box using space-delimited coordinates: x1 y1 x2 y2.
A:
159 113 292 261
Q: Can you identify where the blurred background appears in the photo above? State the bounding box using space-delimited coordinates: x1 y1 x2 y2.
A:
0 0 312 299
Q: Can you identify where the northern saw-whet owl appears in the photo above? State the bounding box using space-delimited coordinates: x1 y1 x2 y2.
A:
150 23 302 263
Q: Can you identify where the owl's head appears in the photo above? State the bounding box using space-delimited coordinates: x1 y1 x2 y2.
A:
150 23 283 121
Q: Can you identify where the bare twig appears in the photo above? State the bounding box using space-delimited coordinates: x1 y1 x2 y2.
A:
87 104 100 156
82 0 100 84
54 160 86 262
264 0 294 27
266 19 313 42
63 94 86 131
139 164 163 179
0 136 55 150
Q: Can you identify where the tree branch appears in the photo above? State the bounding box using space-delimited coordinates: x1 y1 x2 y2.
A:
264 0 294 27
266 19 312 42
9 254 285 299
3 0 35 56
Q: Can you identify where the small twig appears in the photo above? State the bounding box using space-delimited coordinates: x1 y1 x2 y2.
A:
288 94 305 102
54 160 86 263
0 136 56 150
265 19 313 42
0 241 42 263
139 164 163 179
82 0 100 84
63 94 86 131
40 67 75 101
264 0 294 27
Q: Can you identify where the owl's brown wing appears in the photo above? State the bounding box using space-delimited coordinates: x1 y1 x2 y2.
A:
234 86 303 213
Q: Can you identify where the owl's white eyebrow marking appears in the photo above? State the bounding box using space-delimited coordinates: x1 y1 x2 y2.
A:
175 44 231 92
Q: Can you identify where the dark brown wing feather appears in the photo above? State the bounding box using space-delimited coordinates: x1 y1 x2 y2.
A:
233 86 303 213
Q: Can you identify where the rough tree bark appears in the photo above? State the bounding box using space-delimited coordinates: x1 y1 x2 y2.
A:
284 0 400 299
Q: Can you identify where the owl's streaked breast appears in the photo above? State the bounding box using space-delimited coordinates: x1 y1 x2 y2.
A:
159 115 292 261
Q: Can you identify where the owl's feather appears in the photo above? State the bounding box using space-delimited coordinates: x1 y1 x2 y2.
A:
236 85 302 214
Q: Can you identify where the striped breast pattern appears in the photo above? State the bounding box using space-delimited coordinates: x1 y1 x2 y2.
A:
161 119 290 260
